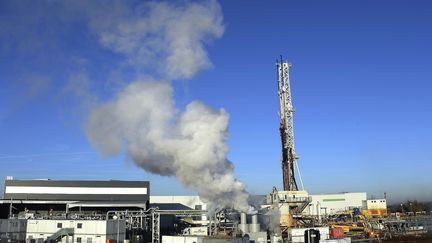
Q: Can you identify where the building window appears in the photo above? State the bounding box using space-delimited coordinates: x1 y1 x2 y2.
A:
57 223 62 228
77 237 82 243
77 223 83 229
87 237 92 243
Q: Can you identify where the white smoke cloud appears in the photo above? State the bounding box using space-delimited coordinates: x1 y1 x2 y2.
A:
262 208 281 234
86 81 250 211
83 0 252 212
86 0 224 79
2 0 250 209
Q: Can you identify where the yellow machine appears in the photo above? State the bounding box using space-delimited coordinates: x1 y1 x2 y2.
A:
361 209 388 217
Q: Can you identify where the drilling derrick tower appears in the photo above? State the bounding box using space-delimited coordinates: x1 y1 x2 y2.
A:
263 59 310 231
264 59 310 230
277 58 298 191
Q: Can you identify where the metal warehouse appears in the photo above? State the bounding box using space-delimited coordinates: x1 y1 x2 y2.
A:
1 177 149 219
0 177 151 243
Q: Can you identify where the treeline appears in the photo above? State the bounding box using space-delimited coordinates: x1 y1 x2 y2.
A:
388 200 432 213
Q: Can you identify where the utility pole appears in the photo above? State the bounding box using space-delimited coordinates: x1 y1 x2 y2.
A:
277 57 299 191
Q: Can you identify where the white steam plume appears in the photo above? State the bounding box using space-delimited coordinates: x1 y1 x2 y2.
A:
84 0 251 212
262 208 281 234
86 0 224 79
86 81 250 212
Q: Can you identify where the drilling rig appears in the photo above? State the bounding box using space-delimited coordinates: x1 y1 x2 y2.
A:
263 58 311 229
278 58 300 192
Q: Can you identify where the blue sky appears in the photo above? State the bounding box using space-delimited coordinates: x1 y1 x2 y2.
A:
1 0 431 203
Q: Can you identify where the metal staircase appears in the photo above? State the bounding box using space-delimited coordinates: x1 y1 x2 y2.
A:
47 228 74 242
292 196 312 215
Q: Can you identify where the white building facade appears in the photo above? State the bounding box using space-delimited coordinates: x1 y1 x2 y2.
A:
364 199 387 210
307 192 367 215
26 219 125 243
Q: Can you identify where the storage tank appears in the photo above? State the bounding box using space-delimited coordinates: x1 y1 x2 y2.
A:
239 212 248 233
249 214 260 233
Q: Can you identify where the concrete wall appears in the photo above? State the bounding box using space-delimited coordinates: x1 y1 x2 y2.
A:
308 192 367 215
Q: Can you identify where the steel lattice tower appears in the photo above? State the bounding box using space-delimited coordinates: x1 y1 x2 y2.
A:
277 58 299 191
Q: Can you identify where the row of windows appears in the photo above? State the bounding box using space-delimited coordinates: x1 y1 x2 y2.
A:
33 235 100 238
370 200 385 203
57 223 83 228
76 237 95 243
32 235 98 243
7 222 26 227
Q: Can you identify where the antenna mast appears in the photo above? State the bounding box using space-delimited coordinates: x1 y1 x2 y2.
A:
277 57 299 191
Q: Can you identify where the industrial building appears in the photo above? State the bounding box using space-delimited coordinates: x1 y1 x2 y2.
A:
363 199 387 210
0 218 27 242
361 199 388 217
0 218 126 243
0 177 149 219
307 192 367 215
150 196 207 213
151 193 369 217
0 177 150 243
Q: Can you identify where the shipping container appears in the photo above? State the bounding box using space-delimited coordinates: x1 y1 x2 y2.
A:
329 228 344 239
